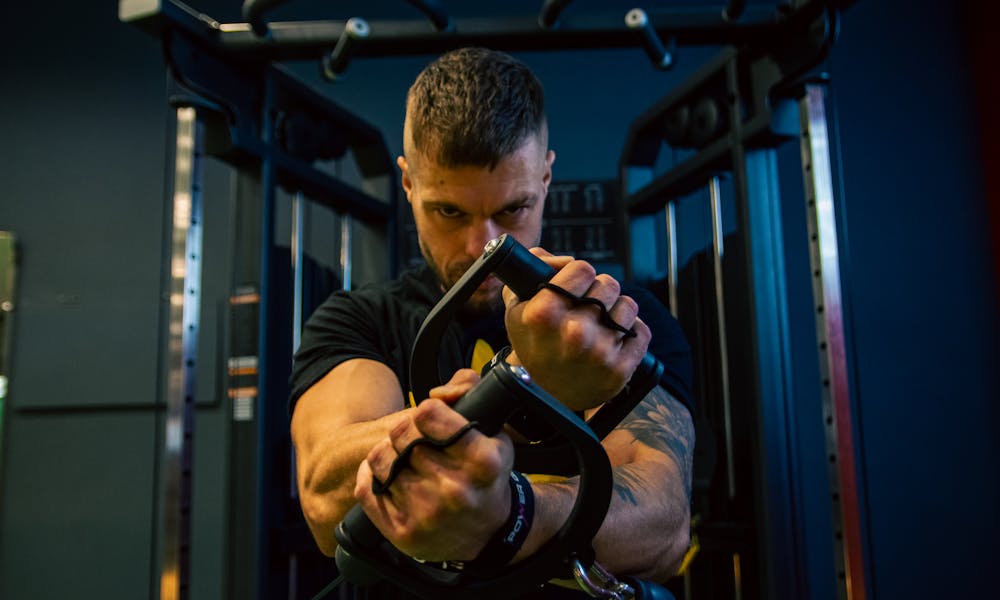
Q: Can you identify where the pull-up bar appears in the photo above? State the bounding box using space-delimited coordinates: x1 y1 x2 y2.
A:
219 1 832 64
244 0 453 37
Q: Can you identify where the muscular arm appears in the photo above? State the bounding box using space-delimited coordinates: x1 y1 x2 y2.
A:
517 385 694 581
354 375 694 582
291 358 412 556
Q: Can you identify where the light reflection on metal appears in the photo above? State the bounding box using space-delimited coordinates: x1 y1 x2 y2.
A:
733 552 743 600
664 202 678 315
799 83 866 600
710 177 736 500
292 192 305 350
340 214 353 291
0 232 16 465
157 105 203 600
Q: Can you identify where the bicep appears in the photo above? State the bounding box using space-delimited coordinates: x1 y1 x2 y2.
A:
601 386 696 500
291 358 406 456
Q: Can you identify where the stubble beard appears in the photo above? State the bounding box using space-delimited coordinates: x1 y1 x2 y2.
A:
419 239 505 316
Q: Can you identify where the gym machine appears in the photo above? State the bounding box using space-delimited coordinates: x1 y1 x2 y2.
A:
121 1 869 599
123 3 397 598
621 11 867 600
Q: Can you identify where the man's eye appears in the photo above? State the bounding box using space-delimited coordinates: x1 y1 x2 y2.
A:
437 207 462 218
502 206 526 216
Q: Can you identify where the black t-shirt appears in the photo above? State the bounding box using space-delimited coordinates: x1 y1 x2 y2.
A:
289 264 694 599
290 265 693 411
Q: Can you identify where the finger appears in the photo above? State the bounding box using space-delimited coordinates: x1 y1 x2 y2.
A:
366 437 400 487
410 399 510 480
355 459 408 542
502 250 575 310
355 456 374 502
411 398 474 442
386 398 473 461
501 284 518 310
605 293 640 336
580 273 622 313
543 259 598 297
619 316 652 363
428 369 480 403
529 247 573 270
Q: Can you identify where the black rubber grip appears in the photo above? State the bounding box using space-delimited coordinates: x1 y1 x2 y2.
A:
491 240 556 300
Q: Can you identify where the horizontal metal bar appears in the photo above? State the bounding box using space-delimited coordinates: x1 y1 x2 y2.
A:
271 149 390 222
207 131 390 223
625 112 781 213
217 14 782 59
123 0 790 61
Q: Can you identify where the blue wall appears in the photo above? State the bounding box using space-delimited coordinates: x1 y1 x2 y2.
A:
831 0 1000 596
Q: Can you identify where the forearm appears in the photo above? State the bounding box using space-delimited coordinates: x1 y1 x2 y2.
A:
514 460 689 582
597 461 691 578
515 386 695 582
296 410 412 556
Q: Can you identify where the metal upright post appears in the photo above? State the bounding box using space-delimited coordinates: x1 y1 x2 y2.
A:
708 177 736 502
289 191 306 599
741 147 803 600
0 232 17 491
292 193 305 350
155 105 204 600
256 73 279 600
798 83 868 600
664 202 678 315
340 215 353 291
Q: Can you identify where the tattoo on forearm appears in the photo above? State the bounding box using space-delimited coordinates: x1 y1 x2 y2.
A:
619 386 696 501
613 463 644 506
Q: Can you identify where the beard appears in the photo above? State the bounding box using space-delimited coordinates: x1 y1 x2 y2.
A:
419 238 505 316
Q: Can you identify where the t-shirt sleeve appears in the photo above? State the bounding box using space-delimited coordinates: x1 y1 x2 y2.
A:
627 284 695 413
288 290 388 414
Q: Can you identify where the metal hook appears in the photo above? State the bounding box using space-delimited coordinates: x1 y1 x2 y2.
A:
241 0 289 37
538 0 574 29
405 0 453 32
321 17 370 82
625 8 675 70
571 557 636 600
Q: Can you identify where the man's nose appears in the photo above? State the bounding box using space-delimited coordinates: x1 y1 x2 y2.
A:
466 219 501 257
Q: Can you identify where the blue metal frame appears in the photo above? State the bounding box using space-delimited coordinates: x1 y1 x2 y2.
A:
128 9 398 598
618 8 870 596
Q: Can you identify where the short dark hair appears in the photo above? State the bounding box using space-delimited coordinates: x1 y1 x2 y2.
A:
404 47 546 170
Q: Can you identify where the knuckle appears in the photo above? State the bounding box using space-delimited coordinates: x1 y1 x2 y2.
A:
569 259 597 281
521 301 561 330
438 478 473 509
618 294 639 315
367 440 390 466
394 525 420 549
452 368 480 385
412 399 444 429
633 318 652 343
408 444 434 466
595 273 621 295
561 318 590 347
468 444 504 482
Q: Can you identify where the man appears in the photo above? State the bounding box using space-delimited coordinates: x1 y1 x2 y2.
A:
290 47 695 598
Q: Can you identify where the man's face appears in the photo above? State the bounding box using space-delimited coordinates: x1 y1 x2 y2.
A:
399 136 555 313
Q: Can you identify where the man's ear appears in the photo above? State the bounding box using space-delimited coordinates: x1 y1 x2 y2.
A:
397 155 413 203
542 150 556 187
